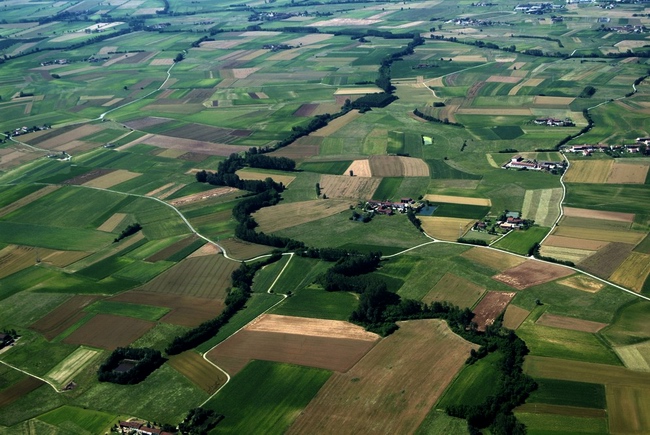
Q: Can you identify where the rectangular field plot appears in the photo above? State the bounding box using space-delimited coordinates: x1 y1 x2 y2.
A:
423 194 491 206
29 295 101 340
82 169 141 189
422 272 485 309
420 216 475 241
503 305 530 330
217 238 273 261
472 291 516 331
253 199 353 234
521 188 562 227
287 320 477 435
515 412 607 435
45 347 100 386
609 252 650 292
63 314 154 350
460 247 527 272
557 275 605 293
318 175 381 200
168 351 227 394
368 155 430 177
536 313 607 333
606 161 649 184
564 160 613 183
614 341 650 372
109 291 224 328
526 378 606 409
0 376 44 408
206 314 379 375
37 406 117 435
493 260 574 290
235 169 296 186
137 255 239 299
563 207 634 222
492 226 549 256
577 242 636 279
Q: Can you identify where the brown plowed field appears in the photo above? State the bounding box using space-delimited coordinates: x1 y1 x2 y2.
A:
563 207 634 222
319 175 381 200
493 260 574 290
146 235 201 262
606 162 649 184
206 314 379 375
268 136 322 161
137 255 239 299
472 291 516 331
131 134 249 157
578 242 635 279
609 252 650 292
461 247 527 271
422 272 485 309
368 155 429 177
29 124 103 149
0 185 59 218
62 169 114 185
168 351 228 394
557 275 605 293
503 305 530 330
536 312 607 333
83 169 141 189
109 291 224 327
486 75 521 83
543 235 608 250
0 377 44 408
294 103 318 117
343 159 371 177
286 320 477 435
164 124 250 143
253 199 352 233
30 295 101 340
40 250 90 268
217 238 272 260
63 314 154 350
0 245 56 280
564 160 613 183
235 170 295 186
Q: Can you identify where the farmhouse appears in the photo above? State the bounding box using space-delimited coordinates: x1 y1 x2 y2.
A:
118 421 174 435
503 155 566 172
365 198 421 215
533 117 574 127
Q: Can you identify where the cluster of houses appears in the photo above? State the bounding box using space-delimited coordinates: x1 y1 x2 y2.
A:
474 211 532 233
365 198 422 215
39 59 68 67
564 142 650 155
513 2 563 14
118 421 173 435
5 124 50 137
503 155 567 172
534 117 574 127
449 17 496 26
599 24 647 33
261 43 293 51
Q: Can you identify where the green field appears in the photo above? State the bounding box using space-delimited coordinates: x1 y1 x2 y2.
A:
492 226 549 256
37 406 117 434
84 300 170 321
526 379 606 409
373 177 403 200
204 360 331 434
433 203 491 219
272 285 357 321
437 351 502 408
299 161 352 175
515 413 608 435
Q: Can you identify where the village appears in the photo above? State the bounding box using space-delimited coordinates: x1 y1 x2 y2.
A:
563 140 650 156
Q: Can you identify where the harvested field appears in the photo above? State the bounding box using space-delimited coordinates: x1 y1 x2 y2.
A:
493 259 574 290
168 351 227 394
486 75 521 83
188 243 221 258
29 125 103 149
164 123 250 142
543 235 608 250
206 314 379 375
311 110 361 137
146 235 200 262
607 384 650 434
137 255 239 299
564 160 613 184
563 207 634 222
452 55 486 62
268 136 322 161
109 291 223 327
0 245 55 280
533 96 575 105
552 226 645 244
503 305 530 329
62 169 114 185
472 291 516 331
578 242 635 279
536 313 607 333
368 155 429 177
422 273 485 309
96 212 127 232
609 252 650 292
287 320 477 435
40 250 91 268
169 187 238 207
343 159 371 177
538 245 595 264
217 238 272 260
30 295 101 340
82 169 141 189
521 188 562 227
558 274 605 293
235 170 296 186
0 185 59 218
63 314 154 350
333 87 384 95
45 347 100 385
423 194 491 206
319 175 381 200
420 216 474 241
615 341 650 372
253 199 352 234
606 162 649 184
127 133 248 157
0 377 44 408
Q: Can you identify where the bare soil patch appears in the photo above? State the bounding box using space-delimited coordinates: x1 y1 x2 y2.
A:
294 103 318 117
606 162 649 184
129 133 249 157
536 312 607 333
188 243 222 258
0 185 59 219
399 156 430 176
503 305 530 329
424 194 491 206
40 250 90 268
217 238 272 260
287 319 477 435
30 295 101 340
123 116 172 130
333 87 383 95
110 291 224 328
493 259 574 290
62 169 114 185
368 155 429 177
344 159 371 177
557 275 605 293
563 207 634 222
254 199 352 234
0 377 44 408
542 235 608 250
82 169 141 189
473 291 516 331
461 247 527 272
420 216 474 241
169 187 238 207
319 175 381 200
452 55 487 62
64 314 154 350
29 124 103 149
